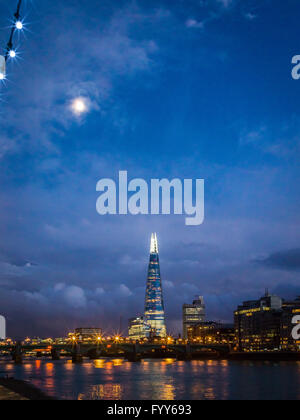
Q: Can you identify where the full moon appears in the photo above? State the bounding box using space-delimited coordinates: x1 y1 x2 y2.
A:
70 97 89 116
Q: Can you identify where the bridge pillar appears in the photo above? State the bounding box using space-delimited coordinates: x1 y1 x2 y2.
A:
88 348 101 360
51 348 61 361
177 343 192 361
125 352 142 362
125 342 142 362
12 341 23 364
72 354 83 363
72 344 83 364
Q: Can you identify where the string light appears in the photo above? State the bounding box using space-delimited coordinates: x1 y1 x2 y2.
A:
15 21 23 30
0 0 25 82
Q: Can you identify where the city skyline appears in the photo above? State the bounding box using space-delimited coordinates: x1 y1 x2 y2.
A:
1 0 300 403
0 227 299 339
1 287 299 345
0 0 300 338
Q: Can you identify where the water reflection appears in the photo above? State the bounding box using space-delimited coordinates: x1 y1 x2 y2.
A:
93 359 105 369
78 384 123 400
160 384 175 400
23 363 33 372
0 358 299 400
112 359 124 367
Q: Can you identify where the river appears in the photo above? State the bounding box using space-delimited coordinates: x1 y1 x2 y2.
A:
0 358 299 400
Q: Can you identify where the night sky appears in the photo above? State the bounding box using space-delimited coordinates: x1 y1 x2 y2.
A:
0 0 300 338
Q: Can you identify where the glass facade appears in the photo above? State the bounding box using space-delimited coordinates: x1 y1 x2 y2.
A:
128 317 150 340
144 233 167 338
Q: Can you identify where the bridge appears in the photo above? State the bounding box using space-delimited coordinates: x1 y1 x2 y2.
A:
0 342 231 363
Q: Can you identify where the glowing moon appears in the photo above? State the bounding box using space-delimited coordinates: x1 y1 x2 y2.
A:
70 97 89 116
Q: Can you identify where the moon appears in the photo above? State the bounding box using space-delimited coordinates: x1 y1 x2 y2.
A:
70 97 89 116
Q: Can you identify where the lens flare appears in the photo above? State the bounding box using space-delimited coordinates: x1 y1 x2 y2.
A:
9 50 16 58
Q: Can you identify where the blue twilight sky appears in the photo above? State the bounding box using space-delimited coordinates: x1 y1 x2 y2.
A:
0 0 300 338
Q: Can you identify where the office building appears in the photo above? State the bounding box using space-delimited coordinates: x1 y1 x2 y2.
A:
128 317 150 341
187 321 235 346
75 328 102 341
183 296 205 339
234 292 283 352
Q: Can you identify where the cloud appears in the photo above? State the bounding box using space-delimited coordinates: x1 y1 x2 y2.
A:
55 284 87 308
119 284 133 297
0 135 19 160
216 0 234 8
164 280 174 289
244 12 257 20
273 283 300 299
239 126 266 146
239 121 300 159
185 19 204 29
257 249 300 271
96 287 105 296
24 283 88 309
185 0 238 32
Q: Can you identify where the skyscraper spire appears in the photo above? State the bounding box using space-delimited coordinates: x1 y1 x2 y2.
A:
150 233 158 254
144 233 167 338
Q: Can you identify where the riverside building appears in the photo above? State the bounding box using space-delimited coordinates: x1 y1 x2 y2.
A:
182 296 206 339
234 292 300 352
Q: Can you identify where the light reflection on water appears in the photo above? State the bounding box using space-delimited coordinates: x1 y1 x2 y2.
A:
78 384 123 400
0 358 299 400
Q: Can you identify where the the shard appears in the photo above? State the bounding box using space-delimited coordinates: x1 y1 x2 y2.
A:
144 233 167 337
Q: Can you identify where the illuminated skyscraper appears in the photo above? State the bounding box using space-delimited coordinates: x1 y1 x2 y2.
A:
144 233 167 338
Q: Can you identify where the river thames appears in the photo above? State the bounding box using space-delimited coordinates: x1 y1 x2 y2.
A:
1 358 300 400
